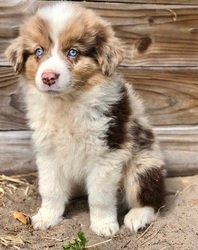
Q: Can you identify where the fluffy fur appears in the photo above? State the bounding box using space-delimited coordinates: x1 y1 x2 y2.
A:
5 2 165 236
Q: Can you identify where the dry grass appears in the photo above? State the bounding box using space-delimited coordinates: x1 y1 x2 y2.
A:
0 173 36 249
0 173 36 198
86 238 112 249
0 235 24 249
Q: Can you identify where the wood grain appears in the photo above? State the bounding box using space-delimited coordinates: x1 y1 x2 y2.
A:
0 131 35 175
0 66 197 129
0 39 10 66
85 3 198 67
0 128 197 177
85 1 198 4
155 126 198 176
2 2 198 66
122 67 198 126
165 175 198 196
0 67 27 130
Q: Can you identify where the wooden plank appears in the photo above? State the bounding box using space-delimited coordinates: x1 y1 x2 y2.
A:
2 2 198 66
122 67 198 126
0 1 35 39
0 67 27 130
0 127 197 176
0 66 197 130
0 131 36 175
85 3 198 67
85 1 198 4
165 175 198 195
155 126 198 177
0 39 10 66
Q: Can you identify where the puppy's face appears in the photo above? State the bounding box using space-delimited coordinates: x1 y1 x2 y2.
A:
5 3 123 95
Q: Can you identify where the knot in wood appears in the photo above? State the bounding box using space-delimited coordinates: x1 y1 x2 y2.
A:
137 37 152 53
148 16 154 24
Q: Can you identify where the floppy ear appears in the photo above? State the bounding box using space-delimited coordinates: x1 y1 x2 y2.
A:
96 25 124 76
5 37 24 73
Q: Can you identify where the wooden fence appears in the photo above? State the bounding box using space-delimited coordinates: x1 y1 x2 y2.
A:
0 0 198 176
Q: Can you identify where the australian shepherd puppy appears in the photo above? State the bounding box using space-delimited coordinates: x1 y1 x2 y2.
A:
5 2 165 236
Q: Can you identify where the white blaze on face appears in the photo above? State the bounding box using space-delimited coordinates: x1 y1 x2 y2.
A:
35 42 71 93
35 3 80 93
37 2 77 41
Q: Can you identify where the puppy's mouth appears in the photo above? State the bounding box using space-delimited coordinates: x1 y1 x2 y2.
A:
38 84 74 96
46 90 61 94
40 87 61 93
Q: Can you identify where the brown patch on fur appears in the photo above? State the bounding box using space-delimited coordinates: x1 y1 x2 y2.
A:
57 9 107 89
138 168 165 211
20 15 52 80
97 34 124 76
59 9 100 54
71 56 105 90
21 15 52 51
132 119 155 151
5 15 51 79
132 184 141 207
105 85 131 150
24 54 48 81
59 8 123 77
127 180 141 208
59 8 107 46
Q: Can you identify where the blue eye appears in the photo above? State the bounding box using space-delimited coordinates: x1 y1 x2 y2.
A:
35 47 44 58
67 48 79 58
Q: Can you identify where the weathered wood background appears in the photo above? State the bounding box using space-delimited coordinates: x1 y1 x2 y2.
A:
0 0 198 176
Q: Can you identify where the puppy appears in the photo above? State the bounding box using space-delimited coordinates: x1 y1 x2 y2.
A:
5 2 165 236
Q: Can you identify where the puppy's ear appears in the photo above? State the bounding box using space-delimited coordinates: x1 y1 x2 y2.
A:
5 37 24 73
96 24 124 76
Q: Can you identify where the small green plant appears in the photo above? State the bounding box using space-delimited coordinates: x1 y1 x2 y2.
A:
63 231 88 250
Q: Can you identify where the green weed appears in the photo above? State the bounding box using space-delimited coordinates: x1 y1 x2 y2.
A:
63 231 88 250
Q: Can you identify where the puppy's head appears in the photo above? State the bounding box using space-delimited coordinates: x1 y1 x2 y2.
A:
5 3 123 95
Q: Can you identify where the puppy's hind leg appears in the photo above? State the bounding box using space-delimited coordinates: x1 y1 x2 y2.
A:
124 151 165 233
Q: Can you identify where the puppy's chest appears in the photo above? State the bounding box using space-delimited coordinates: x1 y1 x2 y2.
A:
32 102 109 154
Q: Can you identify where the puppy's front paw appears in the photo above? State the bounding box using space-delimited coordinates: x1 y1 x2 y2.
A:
124 207 155 232
90 218 119 236
31 208 62 230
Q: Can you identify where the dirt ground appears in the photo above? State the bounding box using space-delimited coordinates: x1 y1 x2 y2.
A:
0 174 198 250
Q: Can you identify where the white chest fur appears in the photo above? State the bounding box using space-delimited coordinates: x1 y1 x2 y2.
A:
23 81 125 183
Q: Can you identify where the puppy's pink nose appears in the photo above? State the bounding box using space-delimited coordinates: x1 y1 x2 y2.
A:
41 71 59 86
